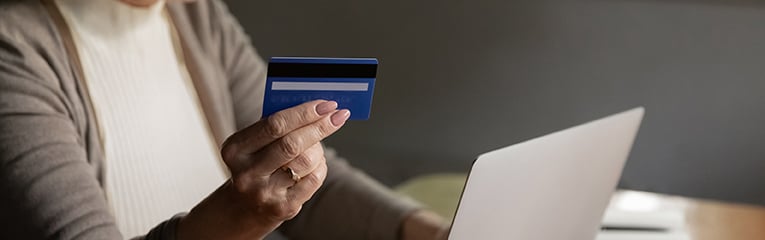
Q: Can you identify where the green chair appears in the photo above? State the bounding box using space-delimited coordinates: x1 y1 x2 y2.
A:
395 173 468 221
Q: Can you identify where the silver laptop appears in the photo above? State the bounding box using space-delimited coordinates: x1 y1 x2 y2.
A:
448 108 645 240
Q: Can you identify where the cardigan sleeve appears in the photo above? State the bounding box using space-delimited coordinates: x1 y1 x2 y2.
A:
0 33 125 239
205 0 423 239
0 4 194 239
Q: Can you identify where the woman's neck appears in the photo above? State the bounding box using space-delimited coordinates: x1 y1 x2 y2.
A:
118 0 159 8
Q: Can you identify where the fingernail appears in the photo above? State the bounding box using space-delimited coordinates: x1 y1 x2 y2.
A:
331 109 351 126
316 101 338 115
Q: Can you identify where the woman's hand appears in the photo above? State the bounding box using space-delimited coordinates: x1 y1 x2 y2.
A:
177 100 349 240
401 210 451 240
222 99 347 227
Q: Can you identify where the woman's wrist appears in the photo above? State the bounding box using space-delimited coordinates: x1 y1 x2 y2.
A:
176 180 278 240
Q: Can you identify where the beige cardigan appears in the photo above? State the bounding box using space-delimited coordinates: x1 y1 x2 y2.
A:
0 0 419 239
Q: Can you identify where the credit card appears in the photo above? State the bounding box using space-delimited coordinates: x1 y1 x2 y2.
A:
262 57 378 120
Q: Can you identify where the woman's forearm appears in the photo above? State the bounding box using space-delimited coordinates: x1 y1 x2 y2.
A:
401 210 450 240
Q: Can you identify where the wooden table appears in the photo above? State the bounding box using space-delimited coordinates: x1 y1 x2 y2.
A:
396 174 765 240
684 196 765 240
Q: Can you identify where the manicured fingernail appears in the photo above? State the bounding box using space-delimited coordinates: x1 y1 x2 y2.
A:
331 109 351 126
316 101 338 115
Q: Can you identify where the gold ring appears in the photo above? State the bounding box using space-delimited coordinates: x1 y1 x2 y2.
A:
281 167 301 182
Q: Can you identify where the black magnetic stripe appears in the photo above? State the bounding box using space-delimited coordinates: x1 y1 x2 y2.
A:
600 226 668 232
267 63 378 78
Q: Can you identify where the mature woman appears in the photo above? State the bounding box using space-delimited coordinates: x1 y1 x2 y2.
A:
0 0 447 239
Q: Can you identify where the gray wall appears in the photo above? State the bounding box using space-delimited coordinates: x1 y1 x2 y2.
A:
225 0 765 205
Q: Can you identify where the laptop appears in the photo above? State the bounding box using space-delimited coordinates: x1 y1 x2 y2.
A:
448 107 645 240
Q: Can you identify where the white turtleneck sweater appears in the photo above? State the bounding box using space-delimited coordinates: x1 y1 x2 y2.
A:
54 0 227 237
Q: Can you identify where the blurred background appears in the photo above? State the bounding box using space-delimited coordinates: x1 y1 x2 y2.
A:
225 0 765 206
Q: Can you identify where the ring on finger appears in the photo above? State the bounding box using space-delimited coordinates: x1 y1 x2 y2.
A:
281 166 301 182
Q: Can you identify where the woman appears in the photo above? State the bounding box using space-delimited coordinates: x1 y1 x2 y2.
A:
0 0 447 239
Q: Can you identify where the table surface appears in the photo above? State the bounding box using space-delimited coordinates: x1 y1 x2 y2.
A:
681 194 765 240
396 174 765 240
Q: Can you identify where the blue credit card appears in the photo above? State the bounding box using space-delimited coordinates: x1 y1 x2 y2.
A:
262 57 378 120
